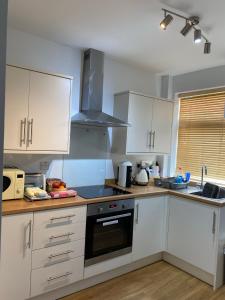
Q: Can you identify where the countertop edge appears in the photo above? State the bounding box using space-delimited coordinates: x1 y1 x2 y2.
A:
2 187 225 216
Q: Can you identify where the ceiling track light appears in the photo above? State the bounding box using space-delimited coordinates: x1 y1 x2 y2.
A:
160 8 211 54
204 41 211 54
194 29 202 44
160 13 173 30
180 21 193 36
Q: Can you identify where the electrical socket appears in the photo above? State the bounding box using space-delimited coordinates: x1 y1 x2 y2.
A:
40 161 50 172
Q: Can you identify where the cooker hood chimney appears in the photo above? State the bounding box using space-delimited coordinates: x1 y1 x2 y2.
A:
71 49 129 127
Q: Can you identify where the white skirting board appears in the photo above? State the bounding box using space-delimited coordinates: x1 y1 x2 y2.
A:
163 252 214 286
29 253 162 300
29 251 217 300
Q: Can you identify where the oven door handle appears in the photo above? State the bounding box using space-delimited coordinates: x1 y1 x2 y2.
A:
103 220 119 226
96 212 132 223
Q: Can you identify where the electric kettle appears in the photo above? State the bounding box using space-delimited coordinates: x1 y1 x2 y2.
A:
135 168 149 186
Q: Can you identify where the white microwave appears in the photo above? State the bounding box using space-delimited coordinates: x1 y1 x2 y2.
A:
3 168 25 200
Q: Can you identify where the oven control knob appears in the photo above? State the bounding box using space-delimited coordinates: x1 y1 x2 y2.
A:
98 207 103 213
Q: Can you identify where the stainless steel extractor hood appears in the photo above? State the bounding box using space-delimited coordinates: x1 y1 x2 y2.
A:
71 49 129 127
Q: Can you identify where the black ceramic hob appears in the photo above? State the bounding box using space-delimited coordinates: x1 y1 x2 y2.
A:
73 185 131 199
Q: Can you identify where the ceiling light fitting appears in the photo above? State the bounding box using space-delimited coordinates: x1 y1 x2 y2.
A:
160 8 211 54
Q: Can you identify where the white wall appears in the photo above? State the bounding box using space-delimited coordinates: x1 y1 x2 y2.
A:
5 28 158 186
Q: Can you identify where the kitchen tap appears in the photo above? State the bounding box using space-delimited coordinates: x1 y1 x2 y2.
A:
200 165 207 190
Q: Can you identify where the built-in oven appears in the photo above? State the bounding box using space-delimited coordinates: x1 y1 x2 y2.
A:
85 199 134 266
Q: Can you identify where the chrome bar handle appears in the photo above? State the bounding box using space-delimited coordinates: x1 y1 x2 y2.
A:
27 119 30 147
97 213 131 223
152 131 156 148
50 214 75 223
149 131 152 148
48 250 74 259
103 220 119 227
47 272 72 282
25 220 32 249
49 232 75 240
22 118 26 145
30 118 33 144
20 118 26 147
28 220 32 248
20 120 23 147
27 118 33 147
135 203 139 224
212 211 216 234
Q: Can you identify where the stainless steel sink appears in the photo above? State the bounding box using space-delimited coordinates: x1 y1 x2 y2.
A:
190 191 204 197
190 183 225 199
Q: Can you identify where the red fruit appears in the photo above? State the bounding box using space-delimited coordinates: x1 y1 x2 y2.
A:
52 182 60 188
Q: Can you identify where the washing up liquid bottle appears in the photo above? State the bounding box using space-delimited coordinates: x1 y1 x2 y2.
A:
175 167 183 184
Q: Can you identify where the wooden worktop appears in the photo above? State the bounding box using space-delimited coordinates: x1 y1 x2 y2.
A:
2 184 225 216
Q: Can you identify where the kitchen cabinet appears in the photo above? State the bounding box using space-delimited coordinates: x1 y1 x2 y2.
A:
151 99 173 153
4 66 29 151
0 213 33 300
31 206 86 297
4 65 72 154
132 196 166 261
167 196 218 274
112 91 173 154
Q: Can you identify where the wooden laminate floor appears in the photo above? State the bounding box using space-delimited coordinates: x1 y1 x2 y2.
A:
61 261 225 300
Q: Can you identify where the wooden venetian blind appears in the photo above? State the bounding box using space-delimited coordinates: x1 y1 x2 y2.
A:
177 90 225 181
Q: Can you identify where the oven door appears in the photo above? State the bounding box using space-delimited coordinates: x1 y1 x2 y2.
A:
85 209 134 266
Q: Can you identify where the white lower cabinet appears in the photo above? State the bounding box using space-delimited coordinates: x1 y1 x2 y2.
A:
31 256 84 297
30 206 86 297
32 239 85 269
0 213 33 300
132 196 166 261
33 222 86 250
167 196 218 274
0 197 221 299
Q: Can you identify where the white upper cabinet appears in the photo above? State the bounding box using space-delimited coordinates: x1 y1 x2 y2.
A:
151 99 173 154
4 65 72 154
28 72 71 152
127 94 153 153
112 91 173 155
4 66 29 151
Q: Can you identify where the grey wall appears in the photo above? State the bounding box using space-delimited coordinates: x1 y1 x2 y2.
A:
173 65 225 96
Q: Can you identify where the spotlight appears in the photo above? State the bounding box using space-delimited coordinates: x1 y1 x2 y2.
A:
204 41 211 54
180 21 193 36
194 29 202 44
160 14 173 30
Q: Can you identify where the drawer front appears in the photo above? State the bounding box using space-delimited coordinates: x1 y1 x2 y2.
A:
32 239 85 269
33 222 85 250
31 256 84 297
33 206 87 230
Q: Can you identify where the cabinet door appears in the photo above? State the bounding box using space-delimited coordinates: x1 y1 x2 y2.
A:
126 94 153 153
132 196 166 261
4 66 29 150
151 99 173 153
0 213 33 300
28 72 71 152
167 197 217 274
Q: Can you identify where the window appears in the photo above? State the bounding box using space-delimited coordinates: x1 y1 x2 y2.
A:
176 89 225 183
